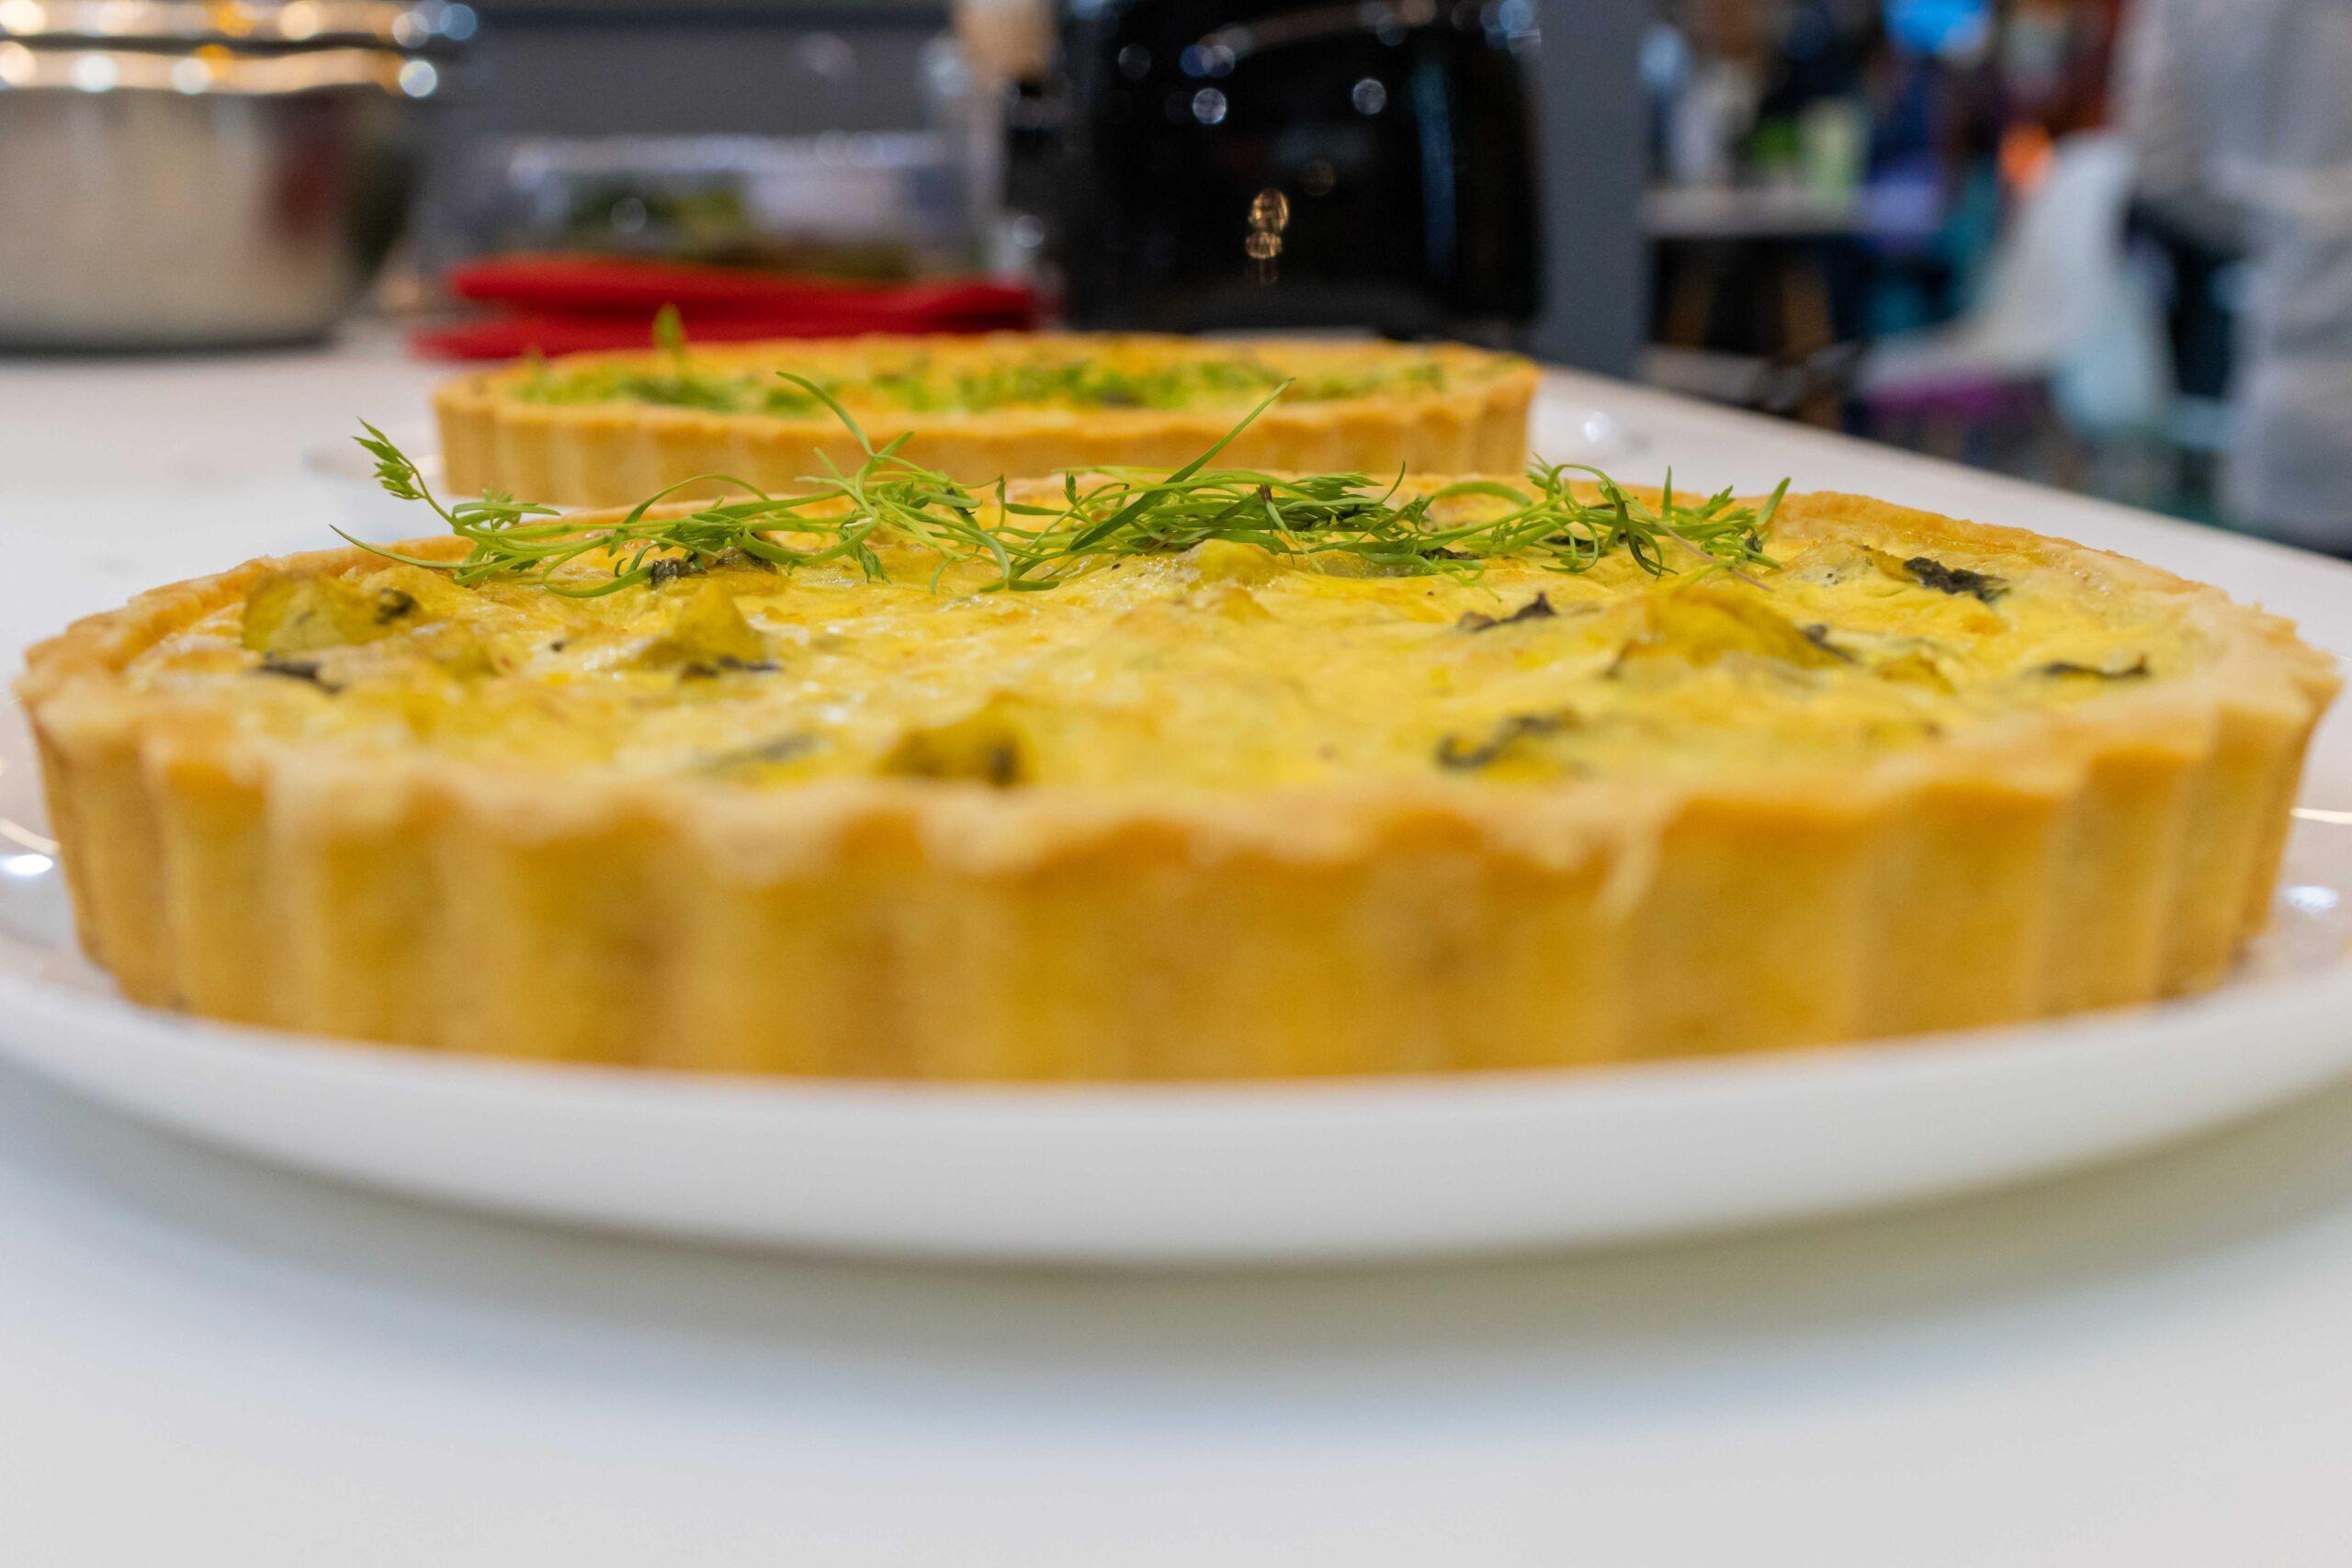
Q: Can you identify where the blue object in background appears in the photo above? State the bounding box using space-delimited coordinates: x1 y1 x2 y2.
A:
1884 0 1991 57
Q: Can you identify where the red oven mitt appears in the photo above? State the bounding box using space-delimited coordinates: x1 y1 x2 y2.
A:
413 254 1044 359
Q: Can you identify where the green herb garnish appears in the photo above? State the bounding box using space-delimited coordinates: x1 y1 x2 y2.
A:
345 379 1788 598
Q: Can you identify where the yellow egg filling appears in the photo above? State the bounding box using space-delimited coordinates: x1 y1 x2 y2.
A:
123 485 2205 795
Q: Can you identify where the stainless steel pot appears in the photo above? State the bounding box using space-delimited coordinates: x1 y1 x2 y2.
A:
0 0 475 51
0 2 463 350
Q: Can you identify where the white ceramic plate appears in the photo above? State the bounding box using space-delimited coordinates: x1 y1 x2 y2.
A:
1529 400 1652 468
6 711 2352 1266
6 490 2352 1264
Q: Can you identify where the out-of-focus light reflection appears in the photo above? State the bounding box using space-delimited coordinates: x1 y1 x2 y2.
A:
2287 885 2341 915
70 53 119 92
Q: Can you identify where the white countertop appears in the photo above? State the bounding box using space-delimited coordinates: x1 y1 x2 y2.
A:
5 336 2352 1566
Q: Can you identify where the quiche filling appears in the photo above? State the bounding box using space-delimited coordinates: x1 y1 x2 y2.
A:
511 342 1473 419
122 494 2202 795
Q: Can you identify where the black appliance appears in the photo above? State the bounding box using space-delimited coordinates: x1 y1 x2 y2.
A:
1052 0 1543 343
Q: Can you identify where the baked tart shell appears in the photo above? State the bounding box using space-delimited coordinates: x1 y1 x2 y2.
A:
435 334 1540 507
16 497 2338 1079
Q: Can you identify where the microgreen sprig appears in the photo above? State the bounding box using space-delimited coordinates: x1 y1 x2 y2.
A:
345 377 1787 595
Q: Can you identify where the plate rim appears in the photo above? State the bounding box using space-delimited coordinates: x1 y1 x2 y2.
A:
2 916 2349 1122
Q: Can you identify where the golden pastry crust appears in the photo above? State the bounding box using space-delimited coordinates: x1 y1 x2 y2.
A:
435 333 1539 507
17 491 2337 1078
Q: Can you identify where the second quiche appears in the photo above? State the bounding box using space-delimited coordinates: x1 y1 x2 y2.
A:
435 333 1537 506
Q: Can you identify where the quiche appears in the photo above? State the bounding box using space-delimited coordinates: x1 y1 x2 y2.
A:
435 333 1537 507
16 460 2335 1078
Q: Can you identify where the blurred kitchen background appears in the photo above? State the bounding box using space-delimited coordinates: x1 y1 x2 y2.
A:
0 0 2311 541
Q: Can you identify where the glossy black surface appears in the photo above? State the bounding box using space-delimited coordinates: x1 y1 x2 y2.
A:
1056 0 1541 340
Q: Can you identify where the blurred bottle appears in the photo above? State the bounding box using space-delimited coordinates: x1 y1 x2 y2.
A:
932 0 1058 286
